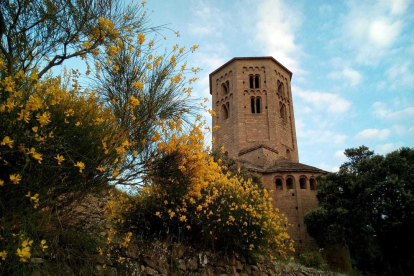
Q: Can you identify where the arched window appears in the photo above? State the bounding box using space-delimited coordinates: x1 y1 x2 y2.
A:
278 82 285 97
300 177 307 189
251 97 262 114
222 103 229 120
286 149 291 158
255 75 260 88
256 97 261 114
251 97 255 114
221 81 230 95
280 102 286 122
286 177 294 190
249 75 254 89
310 178 316 190
276 178 283 190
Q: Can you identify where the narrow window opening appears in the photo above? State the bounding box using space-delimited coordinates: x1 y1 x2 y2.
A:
276 179 283 190
226 80 230 93
250 97 255 114
280 103 287 122
256 97 261 114
286 149 291 158
249 75 254 89
222 104 229 120
221 83 228 95
255 75 260 88
278 82 285 97
310 178 316 190
286 177 294 190
300 178 307 189
226 102 230 115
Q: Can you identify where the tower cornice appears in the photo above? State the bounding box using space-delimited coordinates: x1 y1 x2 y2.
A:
209 56 293 95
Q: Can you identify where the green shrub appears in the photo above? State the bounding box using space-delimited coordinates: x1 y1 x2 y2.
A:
298 251 328 270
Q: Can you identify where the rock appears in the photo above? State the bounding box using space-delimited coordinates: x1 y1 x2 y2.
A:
236 260 244 271
126 243 140 259
251 265 259 271
179 259 186 270
96 265 118 276
142 257 168 275
215 266 227 274
142 266 159 275
214 256 229 266
172 243 186 259
187 256 198 270
95 255 113 265
199 252 209 267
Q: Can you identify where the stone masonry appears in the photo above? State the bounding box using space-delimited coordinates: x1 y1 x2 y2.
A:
209 57 327 256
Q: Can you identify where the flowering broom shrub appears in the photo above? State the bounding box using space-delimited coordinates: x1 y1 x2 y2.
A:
121 122 294 259
0 1 199 273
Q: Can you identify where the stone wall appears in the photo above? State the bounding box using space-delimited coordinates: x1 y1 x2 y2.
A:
94 242 347 276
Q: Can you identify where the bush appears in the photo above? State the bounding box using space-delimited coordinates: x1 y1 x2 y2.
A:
121 124 294 259
298 252 328 270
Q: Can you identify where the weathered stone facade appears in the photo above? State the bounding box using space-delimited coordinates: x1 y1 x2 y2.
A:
210 57 327 256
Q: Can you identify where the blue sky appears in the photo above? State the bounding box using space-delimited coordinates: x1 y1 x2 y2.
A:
141 0 413 171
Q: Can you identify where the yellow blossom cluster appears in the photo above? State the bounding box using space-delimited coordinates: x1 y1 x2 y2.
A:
121 119 294 259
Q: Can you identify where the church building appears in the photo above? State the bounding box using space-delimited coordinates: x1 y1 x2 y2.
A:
209 57 327 255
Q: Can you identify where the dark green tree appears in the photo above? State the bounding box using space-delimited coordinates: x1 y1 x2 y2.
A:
304 146 414 276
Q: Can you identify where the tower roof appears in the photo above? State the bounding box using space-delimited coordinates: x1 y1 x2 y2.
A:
239 159 328 174
209 56 293 94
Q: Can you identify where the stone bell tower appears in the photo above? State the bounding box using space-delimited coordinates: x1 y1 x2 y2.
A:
210 57 298 167
209 57 352 271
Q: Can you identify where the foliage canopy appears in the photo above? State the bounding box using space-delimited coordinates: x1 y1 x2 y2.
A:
304 146 414 276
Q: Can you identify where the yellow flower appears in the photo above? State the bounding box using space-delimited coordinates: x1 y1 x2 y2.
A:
40 240 48 251
96 165 105 172
0 250 7 261
75 161 85 173
0 179 4 186
1 136 13 148
155 211 161 217
28 148 42 164
132 81 144 90
36 111 51 127
55 154 65 165
129 96 140 107
10 174 22 184
32 126 38 133
179 215 186 222
137 33 145 45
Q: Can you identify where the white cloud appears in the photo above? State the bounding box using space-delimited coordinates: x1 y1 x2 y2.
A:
188 1 224 37
386 62 414 88
339 0 409 64
319 163 340 173
354 128 390 141
375 142 404 154
293 87 352 114
328 67 362 87
298 129 347 145
380 0 411 15
255 0 303 73
372 102 414 120
368 18 402 47
319 4 332 14
334 150 347 162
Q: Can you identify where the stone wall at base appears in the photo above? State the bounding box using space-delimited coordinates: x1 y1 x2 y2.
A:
33 241 347 276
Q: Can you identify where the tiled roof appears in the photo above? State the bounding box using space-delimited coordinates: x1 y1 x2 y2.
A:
238 144 279 156
238 159 328 174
